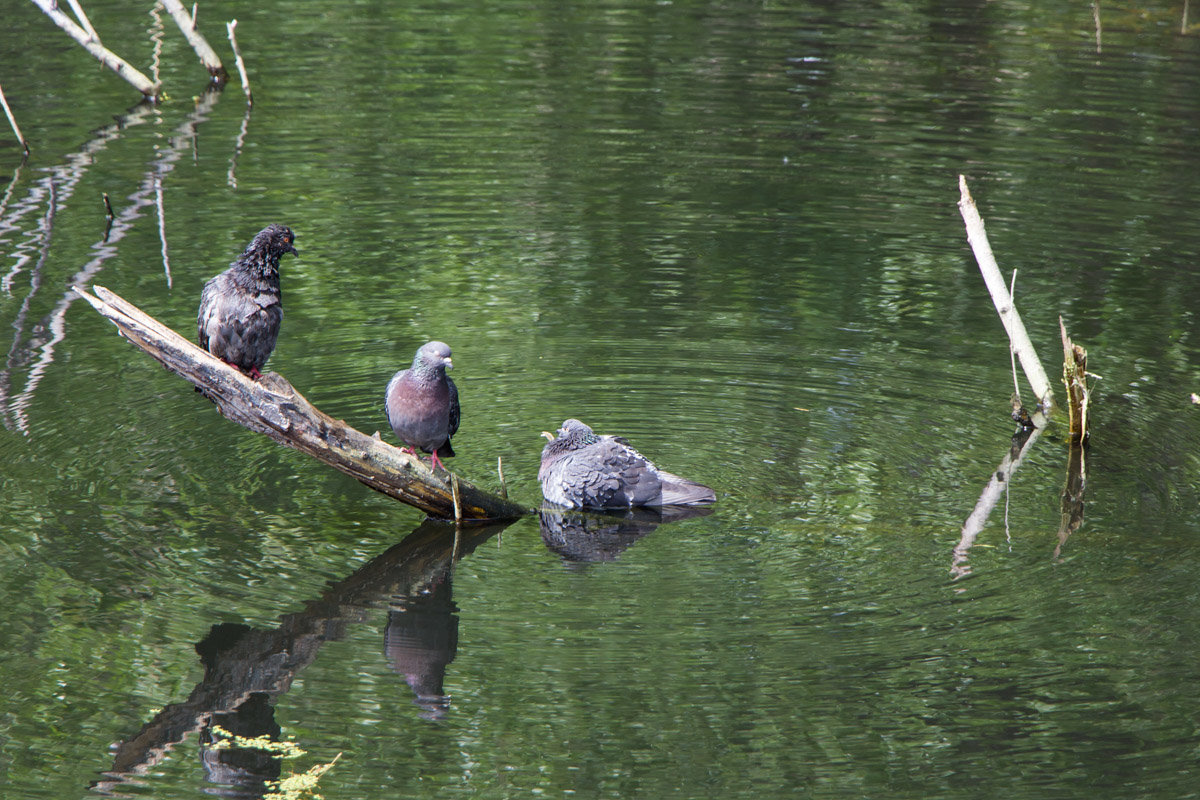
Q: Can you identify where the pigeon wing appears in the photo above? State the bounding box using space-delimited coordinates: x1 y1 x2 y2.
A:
600 438 666 506
549 437 661 508
442 375 459 457
197 272 281 370
196 273 229 351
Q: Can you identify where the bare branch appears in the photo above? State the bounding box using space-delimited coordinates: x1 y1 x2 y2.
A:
226 19 252 105
64 0 99 41
957 175 1054 411
160 0 227 80
29 0 161 99
0 84 29 156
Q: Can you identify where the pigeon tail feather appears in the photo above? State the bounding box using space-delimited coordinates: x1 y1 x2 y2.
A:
655 470 717 506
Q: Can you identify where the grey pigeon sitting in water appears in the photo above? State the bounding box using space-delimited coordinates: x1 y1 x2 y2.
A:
197 224 297 379
385 341 459 472
539 418 716 509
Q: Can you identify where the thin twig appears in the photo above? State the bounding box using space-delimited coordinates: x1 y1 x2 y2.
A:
497 455 508 498
1093 1 1102 54
101 192 114 242
0 84 29 156
65 0 99 41
226 20 253 105
451 473 463 523
1008 270 1020 402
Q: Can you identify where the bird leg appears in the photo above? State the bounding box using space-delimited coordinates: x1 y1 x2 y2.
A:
219 358 262 380
429 448 449 473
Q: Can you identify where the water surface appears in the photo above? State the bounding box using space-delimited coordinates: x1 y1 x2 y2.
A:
2 1 1200 798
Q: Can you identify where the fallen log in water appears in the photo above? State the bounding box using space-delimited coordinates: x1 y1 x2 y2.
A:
74 285 530 522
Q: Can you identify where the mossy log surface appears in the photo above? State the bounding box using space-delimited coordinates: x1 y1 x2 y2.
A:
75 285 530 522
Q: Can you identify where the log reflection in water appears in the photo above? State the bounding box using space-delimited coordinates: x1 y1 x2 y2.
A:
92 519 509 796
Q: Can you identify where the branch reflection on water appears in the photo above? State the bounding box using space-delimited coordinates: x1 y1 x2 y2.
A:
0 84 237 433
952 413 1088 579
1055 442 1087 559
92 502 715 795
952 415 1045 580
91 519 511 797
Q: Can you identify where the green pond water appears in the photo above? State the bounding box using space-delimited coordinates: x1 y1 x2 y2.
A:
3 1 1200 797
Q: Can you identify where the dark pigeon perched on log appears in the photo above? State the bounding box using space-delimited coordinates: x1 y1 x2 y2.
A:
385 341 459 472
197 224 297 379
539 418 716 509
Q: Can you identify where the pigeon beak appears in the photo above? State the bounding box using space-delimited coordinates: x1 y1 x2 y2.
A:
540 430 555 441
444 357 453 370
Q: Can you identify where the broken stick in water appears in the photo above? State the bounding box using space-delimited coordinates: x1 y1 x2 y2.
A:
1059 317 1090 444
957 174 1055 412
0 83 28 156
29 0 161 99
161 0 227 81
226 20 253 105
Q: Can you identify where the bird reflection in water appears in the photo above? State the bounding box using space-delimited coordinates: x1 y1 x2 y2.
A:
385 576 459 720
539 505 713 565
195 624 285 799
200 692 281 797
